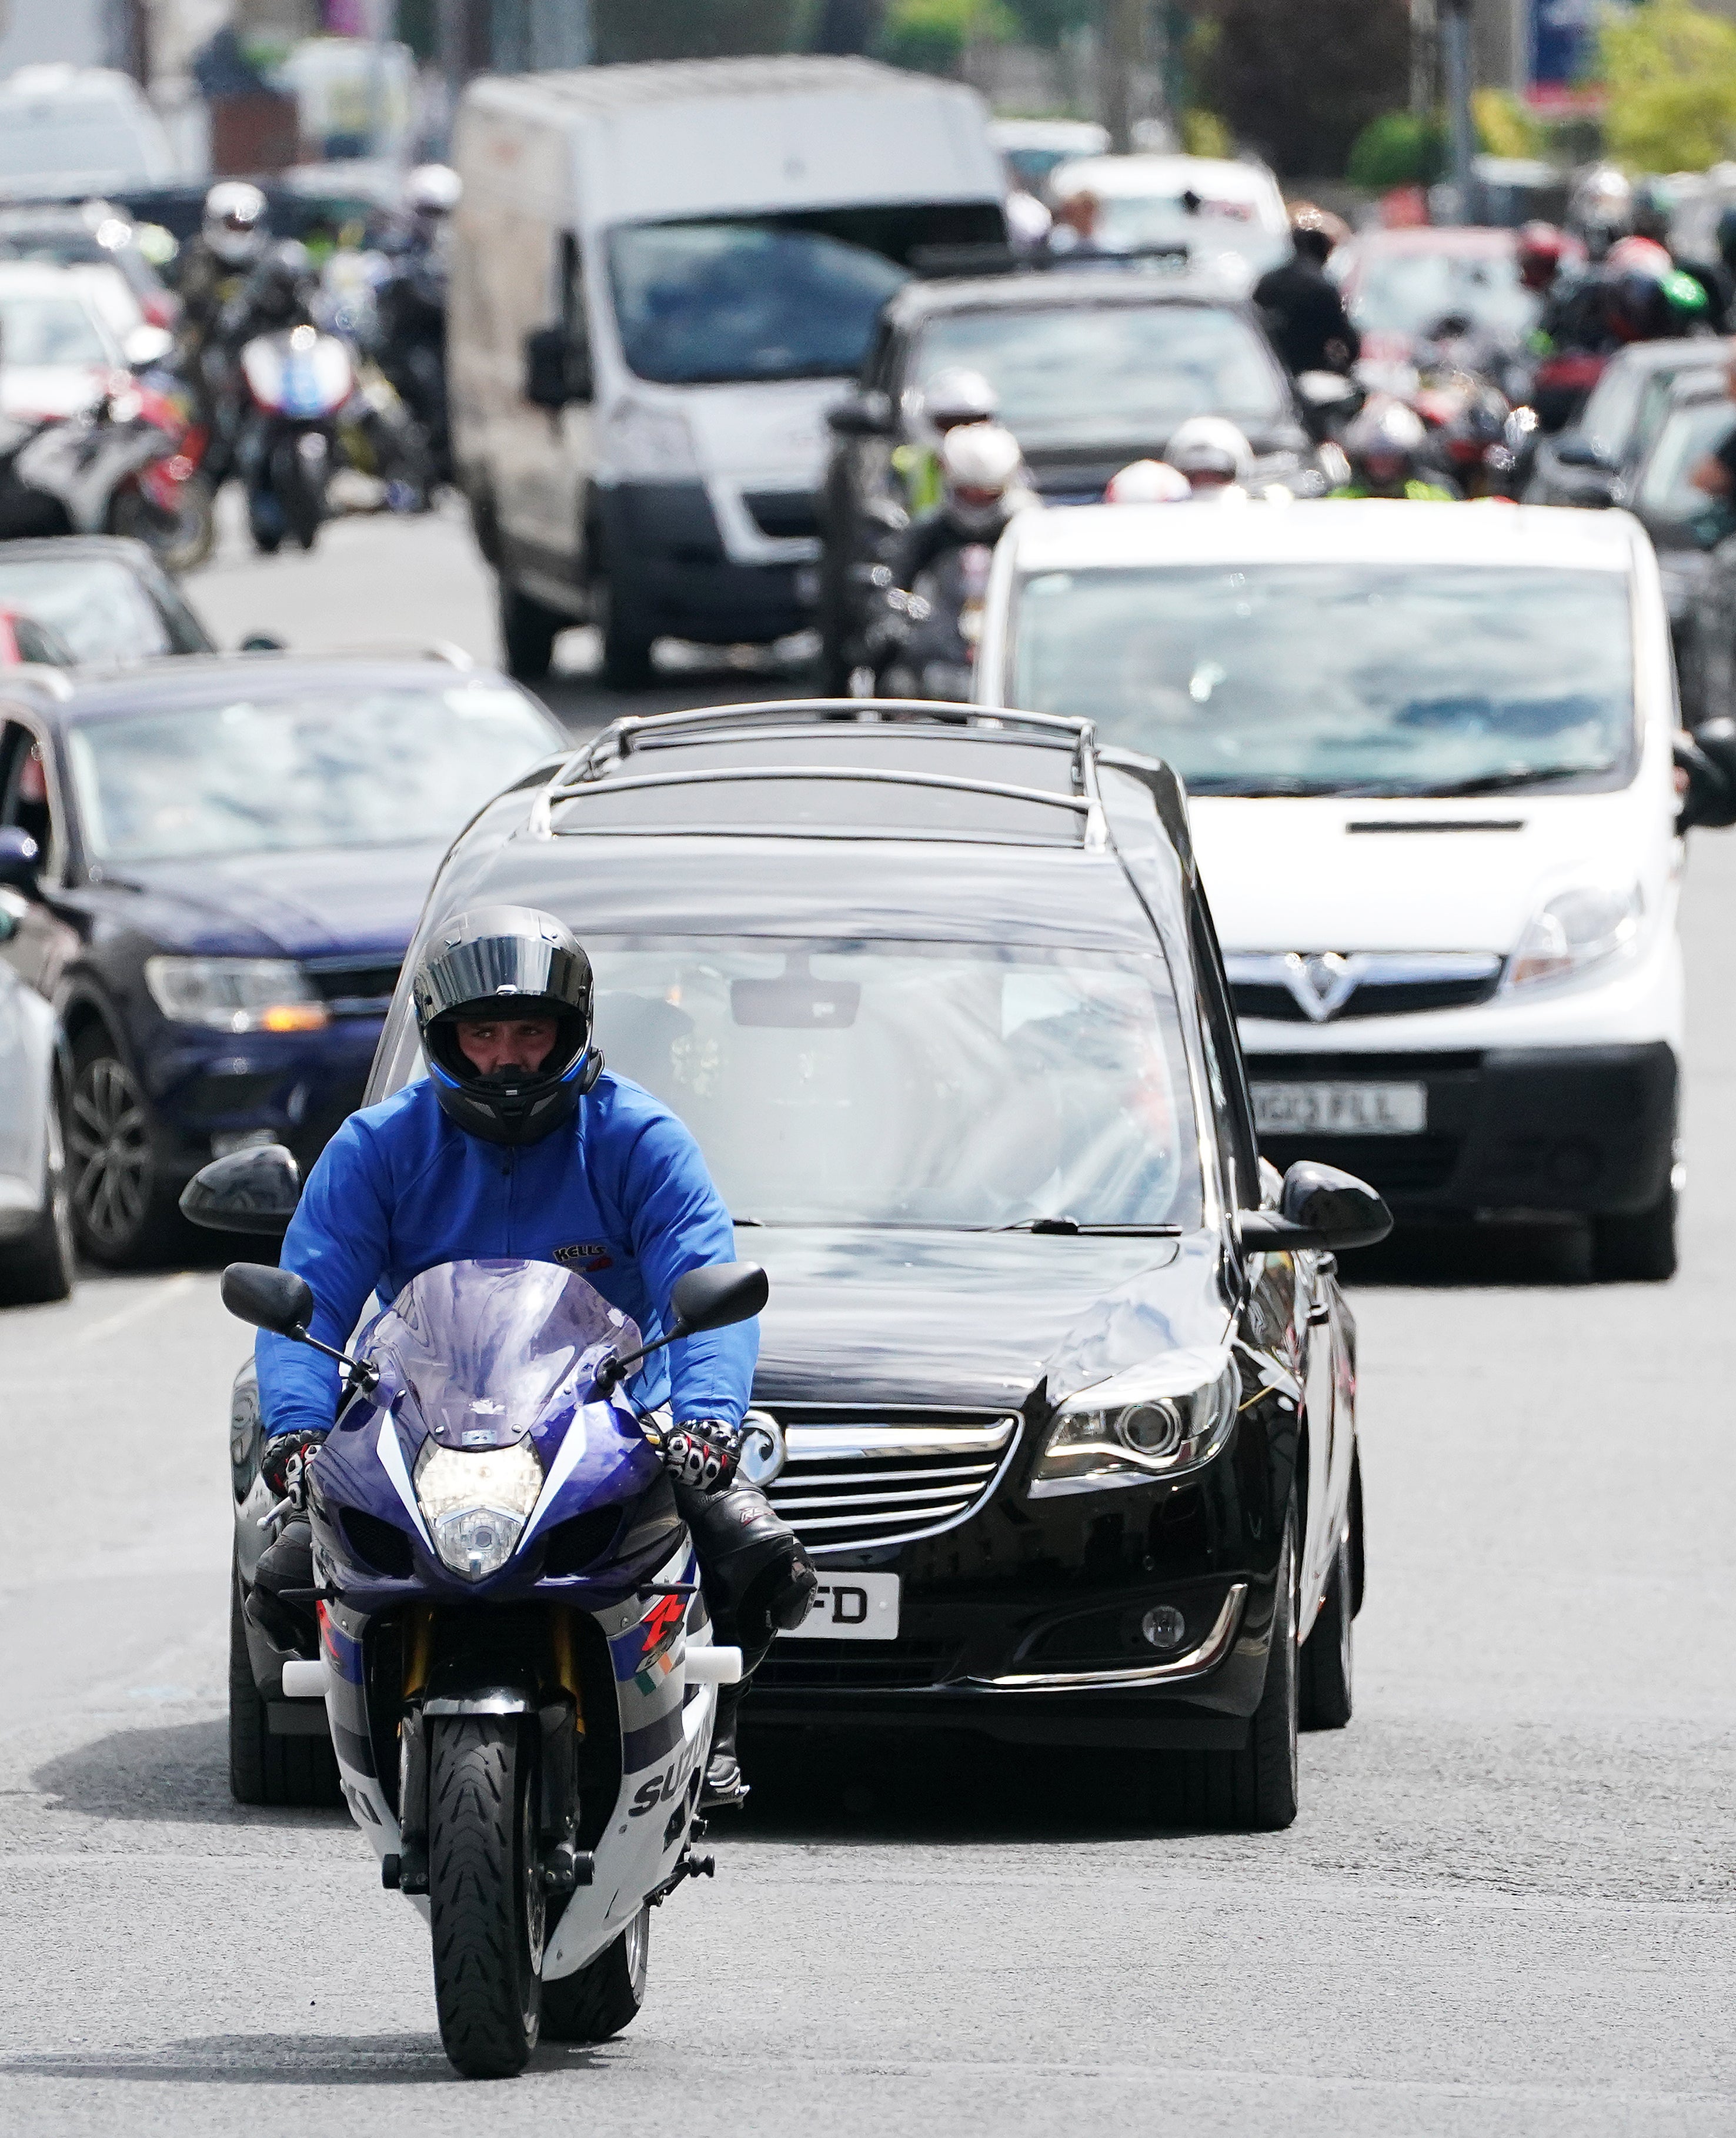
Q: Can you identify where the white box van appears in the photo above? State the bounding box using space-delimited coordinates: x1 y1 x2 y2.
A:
449 56 1006 686
976 499 1734 1280
0 66 177 203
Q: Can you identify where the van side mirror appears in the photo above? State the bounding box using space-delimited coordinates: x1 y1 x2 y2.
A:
0 826 39 893
179 1143 302 1235
1677 717 1736 830
1240 1161 1392 1252
827 391 894 438
670 1262 769 1335
525 324 589 410
221 1261 313 1337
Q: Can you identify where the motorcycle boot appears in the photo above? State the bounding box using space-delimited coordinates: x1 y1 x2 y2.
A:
248 1516 318 1656
677 1481 818 1809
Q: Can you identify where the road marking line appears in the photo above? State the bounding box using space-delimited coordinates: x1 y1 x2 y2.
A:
80 1273 198 1343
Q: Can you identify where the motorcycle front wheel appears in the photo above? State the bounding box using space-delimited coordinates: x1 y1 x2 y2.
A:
428 1715 545 2079
111 475 216 576
542 1906 650 2043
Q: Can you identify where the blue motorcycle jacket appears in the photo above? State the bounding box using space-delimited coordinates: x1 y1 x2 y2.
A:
256 1071 756 1441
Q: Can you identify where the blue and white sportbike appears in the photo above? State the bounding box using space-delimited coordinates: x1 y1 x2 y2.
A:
217 1247 768 2079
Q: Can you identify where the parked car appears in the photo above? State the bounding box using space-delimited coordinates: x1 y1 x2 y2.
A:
229 697 1386 1828
0 885 73 1303
975 498 1718 1279
449 55 1007 688
1525 339 1731 509
0 537 215 664
1046 152 1291 291
0 656 563 1265
817 269 1334 690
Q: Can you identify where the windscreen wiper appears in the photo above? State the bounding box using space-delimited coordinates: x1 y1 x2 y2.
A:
1422 764 1614 798
994 1217 1184 1236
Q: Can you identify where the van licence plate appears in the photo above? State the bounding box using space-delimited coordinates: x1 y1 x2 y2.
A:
782 1571 901 1641
1251 1080 1427 1136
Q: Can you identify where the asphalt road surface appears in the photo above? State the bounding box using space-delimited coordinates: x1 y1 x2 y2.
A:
1 509 1731 2135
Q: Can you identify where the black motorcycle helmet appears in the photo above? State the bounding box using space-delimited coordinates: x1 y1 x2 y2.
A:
413 906 600 1147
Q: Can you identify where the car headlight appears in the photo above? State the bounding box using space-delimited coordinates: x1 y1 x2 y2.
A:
414 1439 543 1581
1505 884 1642 992
1029 1349 1240 1498
600 396 700 480
144 955 328 1033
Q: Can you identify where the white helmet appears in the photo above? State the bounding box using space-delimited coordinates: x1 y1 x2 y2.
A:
1164 416 1256 489
940 422 1026 535
203 181 267 268
405 163 462 218
1343 395 1428 476
920 367 999 433
1104 459 1191 504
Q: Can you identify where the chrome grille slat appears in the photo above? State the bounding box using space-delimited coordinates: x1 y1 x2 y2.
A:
756 1409 1021 1551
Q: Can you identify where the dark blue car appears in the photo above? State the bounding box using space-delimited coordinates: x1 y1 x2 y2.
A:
0 654 563 1264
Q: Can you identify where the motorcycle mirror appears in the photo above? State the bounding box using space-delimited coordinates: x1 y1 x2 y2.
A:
827 391 893 438
221 1260 313 1337
1677 718 1736 830
0 826 40 894
179 1143 302 1235
669 1262 769 1335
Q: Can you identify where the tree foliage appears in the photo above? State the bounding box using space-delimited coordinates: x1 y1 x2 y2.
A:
1601 0 1736 173
593 0 805 64
1194 0 1410 178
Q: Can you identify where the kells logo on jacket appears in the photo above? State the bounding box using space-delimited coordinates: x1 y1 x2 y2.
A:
553 1241 613 1272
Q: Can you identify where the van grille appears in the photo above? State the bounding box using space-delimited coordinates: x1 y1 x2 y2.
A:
742 489 819 540
760 1409 1019 1552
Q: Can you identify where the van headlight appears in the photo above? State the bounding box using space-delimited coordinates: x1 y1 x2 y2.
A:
1029 1352 1240 1498
413 1439 543 1580
601 396 700 480
1505 884 1642 992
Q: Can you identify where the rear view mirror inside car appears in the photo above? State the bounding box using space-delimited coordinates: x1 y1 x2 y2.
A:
732 973 861 1028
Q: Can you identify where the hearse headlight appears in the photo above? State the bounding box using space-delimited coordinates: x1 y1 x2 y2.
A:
1030 1352 1240 1498
1506 883 1641 992
413 1439 543 1581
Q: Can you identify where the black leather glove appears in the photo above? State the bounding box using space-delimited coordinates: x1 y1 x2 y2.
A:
260 1428 328 1497
661 1419 742 1495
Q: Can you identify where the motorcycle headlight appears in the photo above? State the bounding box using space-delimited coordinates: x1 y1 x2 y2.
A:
144 955 328 1033
600 396 700 480
414 1439 543 1581
1029 1351 1240 1498
1505 884 1642 992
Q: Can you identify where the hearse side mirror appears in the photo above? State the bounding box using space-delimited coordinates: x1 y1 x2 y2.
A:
1240 1161 1393 1253
1677 718 1736 831
594 1262 769 1394
0 826 40 893
221 1261 313 1337
827 390 894 438
179 1143 302 1235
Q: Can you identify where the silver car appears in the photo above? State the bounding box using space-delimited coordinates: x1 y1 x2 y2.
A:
0 880 72 1303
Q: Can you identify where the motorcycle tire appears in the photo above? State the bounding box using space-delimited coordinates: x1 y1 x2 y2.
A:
111 475 216 577
428 1715 545 2080
227 1548 342 1808
541 1906 650 2043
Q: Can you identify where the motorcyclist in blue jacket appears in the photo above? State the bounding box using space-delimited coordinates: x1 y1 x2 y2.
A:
252 904 816 1805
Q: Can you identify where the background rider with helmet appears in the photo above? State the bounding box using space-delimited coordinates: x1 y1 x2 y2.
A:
893 419 1033 589
893 366 1001 517
251 906 817 1812
1333 399 1458 500
1163 416 1258 500
1253 203 1360 377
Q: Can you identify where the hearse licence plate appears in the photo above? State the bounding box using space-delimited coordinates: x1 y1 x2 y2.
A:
783 1571 902 1641
1251 1080 1427 1137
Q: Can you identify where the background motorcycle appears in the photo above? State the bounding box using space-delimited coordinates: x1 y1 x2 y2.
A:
199 1159 766 2081
0 389 205 553
868 542 994 701
237 321 354 553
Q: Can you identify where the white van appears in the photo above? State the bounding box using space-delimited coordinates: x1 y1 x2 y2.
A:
0 66 176 202
976 499 1729 1280
449 56 1006 686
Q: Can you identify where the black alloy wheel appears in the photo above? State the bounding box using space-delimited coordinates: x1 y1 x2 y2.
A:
541 1905 651 2042
227 1546 343 1808
64 1034 182 1267
1300 1521 1354 1731
428 1715 545 2079
0 1094 74 1303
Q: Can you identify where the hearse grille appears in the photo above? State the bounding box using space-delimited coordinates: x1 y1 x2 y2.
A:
761 1409 1020 1552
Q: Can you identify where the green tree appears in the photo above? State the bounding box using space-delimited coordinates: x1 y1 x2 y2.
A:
1601 0 1736 172
593 0 805 64
1195 0 1410 178
881 0 1010 74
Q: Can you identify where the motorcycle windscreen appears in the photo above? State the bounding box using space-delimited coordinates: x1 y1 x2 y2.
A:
371 1258 641 1449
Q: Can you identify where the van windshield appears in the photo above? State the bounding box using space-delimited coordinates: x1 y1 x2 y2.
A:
607 203 1000 386
1010 562 1637 796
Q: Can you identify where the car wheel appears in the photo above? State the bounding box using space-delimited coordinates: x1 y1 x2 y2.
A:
1173 1501 1300 1832
228 1546 342 1808
1591 1181 1677 1283
64 1033 183 1267
1300 1520 1354 1731
0 1094 74 1304
499 580 561 681
593 572 655 691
